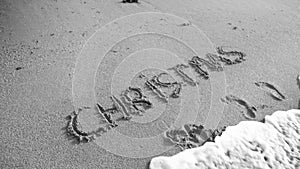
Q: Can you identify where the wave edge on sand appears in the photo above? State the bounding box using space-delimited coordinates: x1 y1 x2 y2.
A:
150 109 300 169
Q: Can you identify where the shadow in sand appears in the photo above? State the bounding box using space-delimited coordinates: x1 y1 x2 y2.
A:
145 161 151 169
118 0 140 4
297 75 300 91
61 115 91 145
61 125 81 145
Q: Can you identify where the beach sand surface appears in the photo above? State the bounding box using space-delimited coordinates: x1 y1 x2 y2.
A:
1 0 300 168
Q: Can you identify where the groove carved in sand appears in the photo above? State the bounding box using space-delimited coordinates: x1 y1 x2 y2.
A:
67 45 248 144
205 53 224 71
254 81 286 101
122 0 139 3
184 47 246 80
96 103 118 127
221 95 257 120
297 75 300 90
168 64 198 85
71 12 228 157
150 72 183 98
189 55 224 76
188 57 210 79
66 104 124 143
164 124 226 150
110 95 133 120
120 86 153 116
66 108 97 143
145 79 169 102
216 46 246 65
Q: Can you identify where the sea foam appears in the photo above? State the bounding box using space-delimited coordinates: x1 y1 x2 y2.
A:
150 109 300 169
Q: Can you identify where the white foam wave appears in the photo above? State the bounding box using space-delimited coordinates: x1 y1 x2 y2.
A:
150 109 300 169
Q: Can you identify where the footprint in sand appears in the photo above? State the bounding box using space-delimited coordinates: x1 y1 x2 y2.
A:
254 81 286 101
221 95 257 120
164 124 226 150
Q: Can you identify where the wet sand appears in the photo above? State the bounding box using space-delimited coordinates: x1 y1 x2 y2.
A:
1 0 300 169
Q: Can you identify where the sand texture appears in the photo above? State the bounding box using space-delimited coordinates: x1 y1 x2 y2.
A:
1 0 300 169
